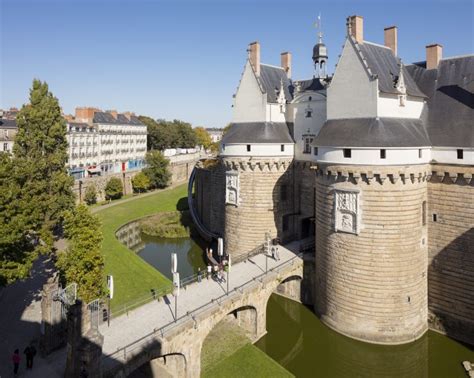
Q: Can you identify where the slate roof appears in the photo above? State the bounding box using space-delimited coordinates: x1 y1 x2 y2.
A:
406 55 474 148
93 112 144 125
357 41 426 98
314 118 431 148
0 119 17 128
294 78 328 93
259 64 293 103
221 122 294 144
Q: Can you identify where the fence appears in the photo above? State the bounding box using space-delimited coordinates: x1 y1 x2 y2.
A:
102 253 303 371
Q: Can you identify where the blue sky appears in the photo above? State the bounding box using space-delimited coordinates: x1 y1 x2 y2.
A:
1 0 473 128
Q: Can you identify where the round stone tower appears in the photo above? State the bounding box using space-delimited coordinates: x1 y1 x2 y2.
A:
220 122 295 261
314 163 430 344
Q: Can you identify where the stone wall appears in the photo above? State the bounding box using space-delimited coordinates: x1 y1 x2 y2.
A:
74 154 199 203
222 157 294 261
427 164 474 345
194 160 226 237
315 164 430 344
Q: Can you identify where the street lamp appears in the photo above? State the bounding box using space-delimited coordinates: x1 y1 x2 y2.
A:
107 275 114 327
218 237 224 264
171 253 180 321
226 254 231 294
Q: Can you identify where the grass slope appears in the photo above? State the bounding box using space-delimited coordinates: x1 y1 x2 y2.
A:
201 318 293 378
203 344 293 378
95 184 188 311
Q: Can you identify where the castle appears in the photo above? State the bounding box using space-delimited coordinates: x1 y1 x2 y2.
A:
192 15 473 345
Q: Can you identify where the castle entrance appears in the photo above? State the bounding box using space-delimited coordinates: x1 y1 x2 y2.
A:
300 217 315 239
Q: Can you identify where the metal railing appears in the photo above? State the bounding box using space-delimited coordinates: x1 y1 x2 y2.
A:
102 253 303 371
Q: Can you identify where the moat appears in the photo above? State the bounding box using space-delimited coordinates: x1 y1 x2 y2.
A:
117 223 473 377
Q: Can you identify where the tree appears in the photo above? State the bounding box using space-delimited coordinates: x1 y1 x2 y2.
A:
104 177 123 201
0 153 32 285
139 116 173 151
13 80 74 235
132 172 150 193
56 205 105 302
222 122 232 136
84 185 97 205
194 127 212 149
143 151 171 189
173 120 197 148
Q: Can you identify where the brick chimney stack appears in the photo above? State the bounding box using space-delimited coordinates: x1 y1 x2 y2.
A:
75 107 98 124
281 52 292 79
347 15 364 44
384 26 397 56
108 110 118 119
426 44 443 69
249 41 261 76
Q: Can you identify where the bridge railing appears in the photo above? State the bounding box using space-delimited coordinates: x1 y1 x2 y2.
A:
102 253 303 372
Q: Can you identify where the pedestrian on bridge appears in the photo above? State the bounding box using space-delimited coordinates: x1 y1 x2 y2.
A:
197 267 202 282
207 264 211 280
24 343 37 369
12 349 20 377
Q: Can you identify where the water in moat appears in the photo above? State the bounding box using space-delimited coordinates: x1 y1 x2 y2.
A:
257 294 473 378
117 223 472 377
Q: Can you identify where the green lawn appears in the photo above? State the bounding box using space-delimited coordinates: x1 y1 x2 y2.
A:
95 184 188 311
201 318 293 378
203 344 293 378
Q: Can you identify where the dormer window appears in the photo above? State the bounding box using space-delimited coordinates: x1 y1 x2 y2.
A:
343 149 352 158
457 149 464 159
314 147 318 156
305 109 313 118
303 137 313 154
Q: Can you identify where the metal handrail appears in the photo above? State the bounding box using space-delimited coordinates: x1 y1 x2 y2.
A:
102 253 303 368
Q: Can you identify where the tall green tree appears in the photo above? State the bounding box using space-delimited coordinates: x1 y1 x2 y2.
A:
104 177 123 201
84 184 97 205
173 120 197 148
13 79 74 237
143 151 171 189
56 205 105 302
194 127 212 149
0 153 32 285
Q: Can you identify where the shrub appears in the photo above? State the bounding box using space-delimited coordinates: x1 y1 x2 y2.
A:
143 151 171 189
84 185 97 205
105 177 123 201
132 172 150 193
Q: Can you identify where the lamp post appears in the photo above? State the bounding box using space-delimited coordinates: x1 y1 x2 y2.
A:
171 253 180 321
107 275 114 327
226 255 231 294
218 237 224 264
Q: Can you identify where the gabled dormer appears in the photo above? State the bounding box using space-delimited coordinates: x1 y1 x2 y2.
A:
328 16 426 121
232 42 293 123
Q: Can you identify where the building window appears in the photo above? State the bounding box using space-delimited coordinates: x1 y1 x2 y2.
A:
281 144 285 152
3 143 8 151
432 213 437 222
422 201 426 226
280 185 287 201
380 149 386 159
399 94 406 107
222 144 225 151
457 149 464 159
308 96 312 101
343 149 352 158
314 147 318 156
246 144 251 152
303 137 313 154
282 215 290 231
419 149 423 158
305 109 313 118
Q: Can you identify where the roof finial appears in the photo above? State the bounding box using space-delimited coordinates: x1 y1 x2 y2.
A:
315 13 323 43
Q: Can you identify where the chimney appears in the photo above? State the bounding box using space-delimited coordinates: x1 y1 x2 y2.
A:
108 110 118 119
347 15 364 44
426 44 443 69
281 52 292 79
384 26 397 56
249 41 260 76
75 107 98 123
123 112 133 121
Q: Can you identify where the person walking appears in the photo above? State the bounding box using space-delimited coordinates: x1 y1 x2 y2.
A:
197 267 202 282
207 264 211 280
12 349 20 376
24 343 37 369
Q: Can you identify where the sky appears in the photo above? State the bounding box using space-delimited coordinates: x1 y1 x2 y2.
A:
1 0 473 128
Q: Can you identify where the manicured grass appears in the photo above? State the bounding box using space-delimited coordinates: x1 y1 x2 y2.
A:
203 344 293 378
201 318 293 378
95 184 188 311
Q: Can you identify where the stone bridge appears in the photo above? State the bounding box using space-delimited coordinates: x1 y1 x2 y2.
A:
101 249 304 377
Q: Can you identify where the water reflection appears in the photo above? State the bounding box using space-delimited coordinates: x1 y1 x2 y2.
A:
115 220 206 280
257 295 473 378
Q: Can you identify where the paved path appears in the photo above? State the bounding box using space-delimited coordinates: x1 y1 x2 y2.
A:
100 242 302 358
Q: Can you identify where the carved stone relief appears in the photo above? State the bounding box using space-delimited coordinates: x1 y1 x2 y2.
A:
226 171 239 206
334 189 359 234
